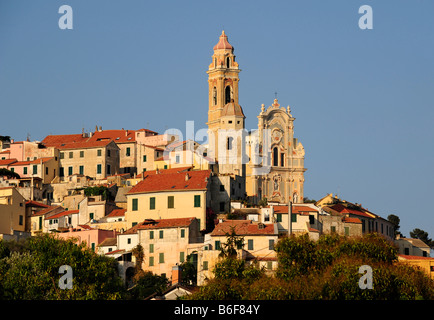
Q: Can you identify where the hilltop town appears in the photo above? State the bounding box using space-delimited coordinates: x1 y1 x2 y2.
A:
0 32 432 298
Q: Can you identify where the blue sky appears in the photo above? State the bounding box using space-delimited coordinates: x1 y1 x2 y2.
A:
1 0 433 237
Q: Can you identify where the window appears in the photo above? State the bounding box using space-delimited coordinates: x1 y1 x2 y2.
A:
180 229 185 238
126 147 131 157
19 215 23 226
225 86 231 104
69 151 73 159
143 155 147 162
194 195 201 207
219 202 225 212
150 231 154 239
227 137 233 150
404 248 409 255
107 150 111 157
226 57 230 68
89 212 94 220
68 166 73 176
132 198 138 211
180 252 185 263
107 164 111 175
273 147 278 166
150 197 155 210
45 167 48 175
219 185 225 192
203 261 208 270
59 167 64 177
175 155 180 163
291 213 297 223
79 165 84 175
168 196 174 208
159 230 164 239
149 244 154 253
10 167 14 172
159 253 164 264
269 239 274 250
23 167 27 174
215 241 221 251
97 164 102 174
345 226 349 236
33 165 37 175
97 149 102 157
280 153 285 167
149 256 154 266
60 152 64 159
91 243 95 251
331 226 336 233
164 165 168 169
248 239 254 250
80 151 84 158
276 213 282 223
39 217 42 229
127 238 131 244
309 215 315 225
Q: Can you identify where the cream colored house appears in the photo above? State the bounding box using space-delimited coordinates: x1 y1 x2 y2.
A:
30 205 64 235
197 219 279 285
0 187 26 237
125 169 212 231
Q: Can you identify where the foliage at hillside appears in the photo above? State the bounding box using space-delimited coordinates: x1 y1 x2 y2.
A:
188 233 434 300
0 234 126 299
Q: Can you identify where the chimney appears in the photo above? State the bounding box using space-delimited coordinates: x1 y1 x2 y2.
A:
171 265 182 285
185 173 189 181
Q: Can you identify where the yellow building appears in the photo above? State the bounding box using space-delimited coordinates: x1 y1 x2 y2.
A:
398 255 434 280
0 187 26 237
125 169 212 231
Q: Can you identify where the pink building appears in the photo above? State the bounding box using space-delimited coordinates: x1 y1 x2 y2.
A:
55 226 117 252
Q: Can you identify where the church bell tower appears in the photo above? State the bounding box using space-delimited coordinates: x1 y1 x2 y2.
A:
206 31 245 176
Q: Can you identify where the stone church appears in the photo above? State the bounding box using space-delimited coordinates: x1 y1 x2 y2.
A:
205 31 306 205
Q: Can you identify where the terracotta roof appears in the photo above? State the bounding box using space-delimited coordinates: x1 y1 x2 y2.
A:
106 208 126 218
10 157 54 166
57 140 113 150
32 205 62 216
273 205 318 215
342 217 362 224
0 159 17 166
211 220 277 236
213 30 233 51
88 129 137 144
26 200 50 208
137 217 196 230
128 169 211 194
398 254 434 260
42 134 88 147
136 166 193 178
47 209 79 220
99 237 117 247
330 203 374 219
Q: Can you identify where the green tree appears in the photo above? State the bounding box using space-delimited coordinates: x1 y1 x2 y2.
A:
129 271 169 299
0 168 20 179
387 214 401 237
0 234 126 299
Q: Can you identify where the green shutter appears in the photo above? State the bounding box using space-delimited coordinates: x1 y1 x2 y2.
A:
159 253 164 263
97 164 102 174
132 198 138 211
33 165 37 174
143 155 147 162
276 213 282 222
180 252 185 263
215 241 221 251
159 230 164 239
248 239 254 250
291 213 297 223
203 261 208 270
150 197 155 210
168 196 174 208
149 256 154 266
149 244 154 253
180 229 185 238
150 231 154 239
194 195 201 207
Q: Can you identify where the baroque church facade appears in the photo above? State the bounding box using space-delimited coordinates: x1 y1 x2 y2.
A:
205 31 306 205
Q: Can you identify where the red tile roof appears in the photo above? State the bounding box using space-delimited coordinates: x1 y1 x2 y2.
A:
137 217 197 230
106 208 126 218
87 130 137 144
0 159 17 166
136 166 193 178
330 203 374 218
42 134 88 147
32 205 62 216
128 169 211 194
342 217 362 224
57 140 114 150
26 200 50 208
47 209 79 220
273 205 318 215
211 220 277 236
398 254 434 260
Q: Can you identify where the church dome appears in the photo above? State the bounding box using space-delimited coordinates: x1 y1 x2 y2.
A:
213 30 234 51
221 101 245 118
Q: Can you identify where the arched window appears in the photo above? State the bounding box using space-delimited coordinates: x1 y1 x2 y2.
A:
273 147 278 166
225 86 231 104
226 57 230 68
214 58 217 67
